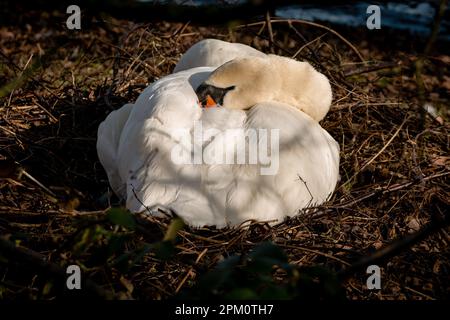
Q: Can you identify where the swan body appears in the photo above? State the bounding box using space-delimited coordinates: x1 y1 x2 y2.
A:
97 40 340 228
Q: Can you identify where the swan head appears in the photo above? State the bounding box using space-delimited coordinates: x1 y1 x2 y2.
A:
196 56 275 110
195 55 332 121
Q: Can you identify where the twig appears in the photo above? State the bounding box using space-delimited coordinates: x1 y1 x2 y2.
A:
175 21 191 41
340 116 409 189
292 33 327 59
175 268 194 293
18 168 57 198
174 248 208 294
360 117 408 171
332 171 449 209
278 244 351 266
237 19 365 62
388 280 435 300
297 174 314 207
344 62 398 77
265 11 275 54
287 20 322 64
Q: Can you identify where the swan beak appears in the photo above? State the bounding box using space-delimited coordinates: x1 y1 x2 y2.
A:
204 95 217 108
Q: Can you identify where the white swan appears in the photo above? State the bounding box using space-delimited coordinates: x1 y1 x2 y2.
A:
97 40 339 228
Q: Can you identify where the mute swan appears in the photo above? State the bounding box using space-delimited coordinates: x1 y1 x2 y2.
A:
97 40 339 228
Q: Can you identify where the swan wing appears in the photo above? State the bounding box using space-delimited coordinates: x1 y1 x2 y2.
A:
224 101 339 225
97 103 133 199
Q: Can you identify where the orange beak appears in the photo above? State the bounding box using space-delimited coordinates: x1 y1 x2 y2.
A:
204 95 217 108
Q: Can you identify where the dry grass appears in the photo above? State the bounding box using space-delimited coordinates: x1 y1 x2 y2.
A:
0 10 449 300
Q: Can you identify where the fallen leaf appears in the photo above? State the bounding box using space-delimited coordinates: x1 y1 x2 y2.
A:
433 260 442 274
120 276 134 293
372 240 384 250
407 218 421 232
430 155 449 167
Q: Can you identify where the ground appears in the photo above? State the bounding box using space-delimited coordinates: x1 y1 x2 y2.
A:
0 9 449 300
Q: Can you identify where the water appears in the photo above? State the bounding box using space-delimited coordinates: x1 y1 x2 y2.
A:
276 2 450 41
136 1 450 41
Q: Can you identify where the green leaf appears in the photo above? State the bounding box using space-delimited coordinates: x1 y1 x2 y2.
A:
197 255 241 293
163 217 185 242
153 240 176 260
107 234 127 255
225 288 259 300
295 266 346 301
259 284 292 300
111 243 153 272
107 208 136 230
247 242 288 273
42 281 53 296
